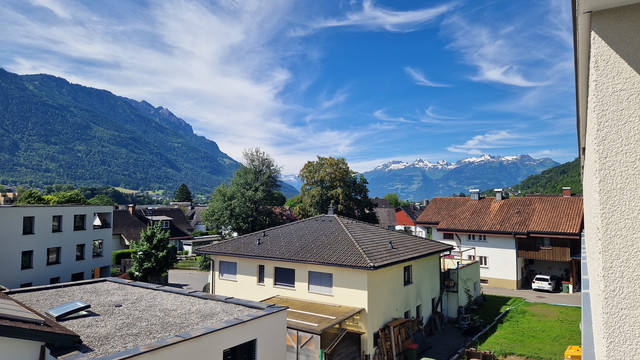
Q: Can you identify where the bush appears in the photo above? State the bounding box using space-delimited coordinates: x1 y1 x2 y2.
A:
198 254 211 271
126 269 136 280
112 249 136 265
110 267 121 277
181 250 190 255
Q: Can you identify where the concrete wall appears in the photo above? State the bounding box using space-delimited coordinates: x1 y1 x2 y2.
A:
0 205 113 289
130 308 287 360
442 259 480 319
583 3 640 358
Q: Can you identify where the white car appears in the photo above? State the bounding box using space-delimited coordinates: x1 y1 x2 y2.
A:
532 275 557 292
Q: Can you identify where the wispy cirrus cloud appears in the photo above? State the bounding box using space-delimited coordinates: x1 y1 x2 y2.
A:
404 67 448 87
447 130 525 155
373 109 413 123
292 0 456 35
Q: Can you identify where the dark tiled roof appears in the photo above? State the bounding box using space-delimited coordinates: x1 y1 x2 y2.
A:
197 215 452 269
372 198 392 208
416 196 583 235
374 208 397 228
399 205 423 222
113 207 194 242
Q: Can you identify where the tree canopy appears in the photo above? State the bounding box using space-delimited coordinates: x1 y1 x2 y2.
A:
295 156 377 223
174 183 193 202
202 148 287 235
131 223 177 284
383 193 411 208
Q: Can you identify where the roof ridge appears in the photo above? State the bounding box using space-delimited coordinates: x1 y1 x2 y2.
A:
334 215 374 268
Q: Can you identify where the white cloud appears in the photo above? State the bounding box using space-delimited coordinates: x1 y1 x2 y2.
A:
404 67 448 87
447 130 523 154
294 0 456 35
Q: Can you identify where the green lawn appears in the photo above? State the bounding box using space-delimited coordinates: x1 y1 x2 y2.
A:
173 256 204 270
474 302 581 360
470 295 524 323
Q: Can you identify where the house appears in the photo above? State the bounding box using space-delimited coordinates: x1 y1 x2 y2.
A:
0 191 18 205
0 205 113 289
4 278 287 359
112 204 194 251
573 1 640 358
197 210 452 358
441 258 481 320
395 205 425 237
416 189 583 290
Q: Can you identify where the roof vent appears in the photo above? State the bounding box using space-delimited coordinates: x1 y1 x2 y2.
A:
46 301 91 321
256 238 261 245
388 241 394 249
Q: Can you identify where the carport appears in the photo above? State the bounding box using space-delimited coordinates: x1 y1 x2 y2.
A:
263 296 364 360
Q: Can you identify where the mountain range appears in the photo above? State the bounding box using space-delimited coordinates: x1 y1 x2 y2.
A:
360 154 559 200
0 68 298 197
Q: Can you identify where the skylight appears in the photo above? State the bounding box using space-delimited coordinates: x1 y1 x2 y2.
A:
46 300 91 321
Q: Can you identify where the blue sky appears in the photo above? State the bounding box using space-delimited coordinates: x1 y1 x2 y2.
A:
0 0 577 174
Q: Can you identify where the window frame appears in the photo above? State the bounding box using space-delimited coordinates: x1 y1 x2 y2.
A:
274 267 295 288
403 265 413 286
23 216 35 235
257 264 265 285
161 220 171 229
50 277 60 284
76 244 85 261
47 247 61 266
219 261 238 281
21 250 34 270
442 232 454 240
92 239 103 258
308 271 333 295
73 214 86 231
52 215 63 233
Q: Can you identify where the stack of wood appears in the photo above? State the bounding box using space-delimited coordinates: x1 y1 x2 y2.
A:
374 318 422 360
464 348 495 360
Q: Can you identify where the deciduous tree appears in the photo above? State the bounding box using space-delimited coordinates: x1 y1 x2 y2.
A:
131 223 177 284
295 156 377 223
202 148 286 235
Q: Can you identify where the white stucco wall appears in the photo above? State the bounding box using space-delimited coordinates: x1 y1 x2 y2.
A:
0 337 55 360
0 205 113 289
130 308 287 360
583 3 640 358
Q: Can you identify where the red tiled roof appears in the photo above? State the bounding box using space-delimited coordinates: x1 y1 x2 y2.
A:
416 196 583 235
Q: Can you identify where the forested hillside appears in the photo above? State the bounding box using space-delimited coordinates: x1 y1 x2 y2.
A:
509 158 582 195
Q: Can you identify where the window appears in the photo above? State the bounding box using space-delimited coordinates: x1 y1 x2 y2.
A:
76 244 85 261
20 283 32 288
47 247 61 265
21 250 33 270
537 237 551 248
23 216 35 235
50 277 60 284
93 212 111 229
404 265 413 286
92 239 103 258
219 261 237 281
71 272 84 282
257 265 265 285
52 215 62 232
468 234 487 242
479 235 486 241
468 255 488 266
74 214 86 231
308 271 333 295
161 220 170 228
404 310 411 319
274 267 295 288
443 232 454 240
223 339 256 360
416 304 422 320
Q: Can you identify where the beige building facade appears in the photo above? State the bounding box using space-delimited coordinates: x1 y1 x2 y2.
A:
574 0 640 359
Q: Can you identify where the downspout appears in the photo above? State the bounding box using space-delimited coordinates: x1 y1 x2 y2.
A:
210 258 215 294
513 233 519 290
454 234 463 261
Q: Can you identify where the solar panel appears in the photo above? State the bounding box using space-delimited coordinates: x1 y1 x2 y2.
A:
46 300 91 321
0 298 45 325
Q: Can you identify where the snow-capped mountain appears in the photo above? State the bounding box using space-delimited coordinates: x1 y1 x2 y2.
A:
362 154 559 200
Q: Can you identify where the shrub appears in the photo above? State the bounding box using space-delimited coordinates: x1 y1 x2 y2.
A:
110 267 121 277
112 249 136 265
198 254 211 271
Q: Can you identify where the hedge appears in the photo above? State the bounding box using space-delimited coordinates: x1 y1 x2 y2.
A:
112 249 136 265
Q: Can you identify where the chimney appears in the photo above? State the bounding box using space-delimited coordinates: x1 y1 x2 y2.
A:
423 199 429 207
470 189 480 201
128 204 136 215
327 205 334 215
562 187 571 197
495 188 503 201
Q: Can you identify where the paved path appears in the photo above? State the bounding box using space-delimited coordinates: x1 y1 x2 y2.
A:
482 286 581 306
168 269 209 291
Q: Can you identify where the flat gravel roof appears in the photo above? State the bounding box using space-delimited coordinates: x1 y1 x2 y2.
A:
11 281 253 358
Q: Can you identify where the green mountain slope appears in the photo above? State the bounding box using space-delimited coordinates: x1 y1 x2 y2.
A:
509 158 582 194
0 68 239 194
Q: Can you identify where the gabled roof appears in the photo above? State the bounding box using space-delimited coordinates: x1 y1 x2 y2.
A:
398 205 423 222
416 196 583 235
374 207 397 228
372 198 392 208
197 214 452 269
113 206 194 242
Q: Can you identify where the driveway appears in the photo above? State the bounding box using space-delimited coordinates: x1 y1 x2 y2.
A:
482 286 581 306
168 269 210 291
